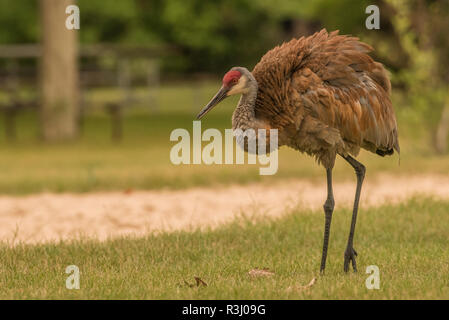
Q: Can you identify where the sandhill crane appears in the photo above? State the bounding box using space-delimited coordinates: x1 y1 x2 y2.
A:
196 29 400 273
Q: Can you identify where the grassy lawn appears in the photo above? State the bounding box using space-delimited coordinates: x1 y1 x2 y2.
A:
0 83 448 195
1 197 447 299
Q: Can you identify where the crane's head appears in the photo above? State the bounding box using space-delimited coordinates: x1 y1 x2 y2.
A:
196 67 253 120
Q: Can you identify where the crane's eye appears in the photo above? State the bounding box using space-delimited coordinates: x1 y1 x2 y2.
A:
232 78 238 85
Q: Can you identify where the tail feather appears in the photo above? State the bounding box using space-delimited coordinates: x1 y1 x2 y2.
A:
376 144 400 166
375 148 394 157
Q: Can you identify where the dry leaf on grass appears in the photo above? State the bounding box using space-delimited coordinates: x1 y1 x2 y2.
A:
194 276 208 287
181 276 208 288
248 268 275 277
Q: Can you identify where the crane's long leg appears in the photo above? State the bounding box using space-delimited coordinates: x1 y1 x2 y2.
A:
341 154 366 273
320 168 335 274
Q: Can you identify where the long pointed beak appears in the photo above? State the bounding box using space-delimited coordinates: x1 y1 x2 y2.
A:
196 86 229 120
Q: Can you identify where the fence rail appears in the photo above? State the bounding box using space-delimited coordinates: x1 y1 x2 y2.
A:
0 43 176 142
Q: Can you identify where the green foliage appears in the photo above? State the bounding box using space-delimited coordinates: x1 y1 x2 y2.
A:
303 0 371 33
0 0 39 43
387 0 449 148
77 0 140 43
0 0 371 72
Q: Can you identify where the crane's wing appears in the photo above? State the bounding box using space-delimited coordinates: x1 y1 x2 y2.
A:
252 29 400 157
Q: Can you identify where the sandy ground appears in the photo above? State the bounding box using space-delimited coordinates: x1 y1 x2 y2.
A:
1 174 449 244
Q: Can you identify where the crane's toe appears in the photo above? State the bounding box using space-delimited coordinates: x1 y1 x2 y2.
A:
344 247 358 273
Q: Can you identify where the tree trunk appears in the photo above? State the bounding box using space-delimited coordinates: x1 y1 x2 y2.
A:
39 0 79 141
435 94 449 154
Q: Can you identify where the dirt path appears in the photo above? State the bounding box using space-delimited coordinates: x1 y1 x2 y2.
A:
1 174 449 244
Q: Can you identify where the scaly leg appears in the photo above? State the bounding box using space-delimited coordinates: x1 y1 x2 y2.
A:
320 168 335 274
341 154 365 273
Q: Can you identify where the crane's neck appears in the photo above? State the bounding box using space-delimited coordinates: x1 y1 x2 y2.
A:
231 76 259 131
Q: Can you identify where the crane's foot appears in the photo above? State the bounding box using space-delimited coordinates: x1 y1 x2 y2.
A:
343 246 358 273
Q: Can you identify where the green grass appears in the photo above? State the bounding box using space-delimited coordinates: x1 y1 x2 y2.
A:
1 198 448 299
0 83 448 195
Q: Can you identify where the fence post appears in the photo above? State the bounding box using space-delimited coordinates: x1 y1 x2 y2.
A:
4 105 18 142
107 102 122 142
147 59 160 112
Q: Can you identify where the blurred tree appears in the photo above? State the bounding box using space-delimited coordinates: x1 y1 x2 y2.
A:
387 0 449 153
39 0 79 141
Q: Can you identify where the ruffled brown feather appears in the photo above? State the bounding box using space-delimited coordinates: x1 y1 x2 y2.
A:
251 29 399 168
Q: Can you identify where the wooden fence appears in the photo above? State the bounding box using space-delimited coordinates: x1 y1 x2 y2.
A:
0 44 178 142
